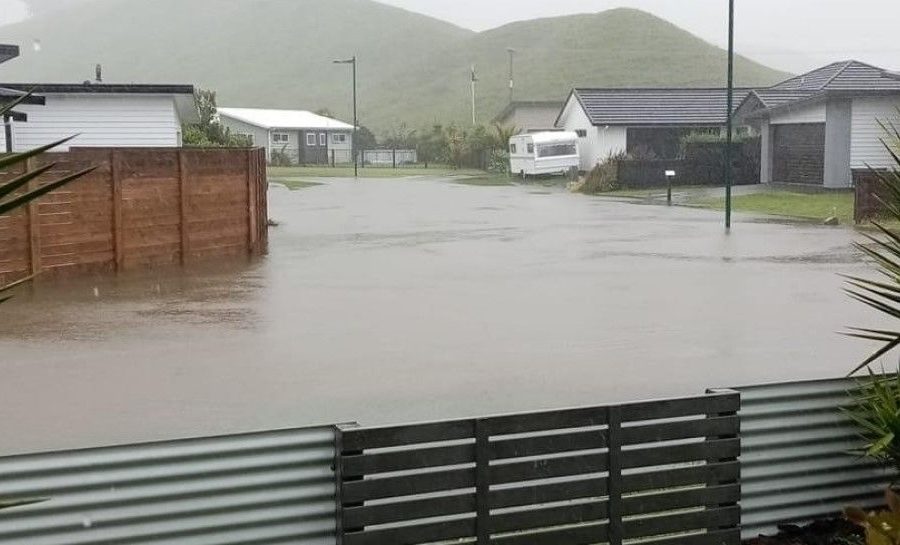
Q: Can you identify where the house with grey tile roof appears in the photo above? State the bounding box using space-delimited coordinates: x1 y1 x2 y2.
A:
735 60 900 188
555 88 751 171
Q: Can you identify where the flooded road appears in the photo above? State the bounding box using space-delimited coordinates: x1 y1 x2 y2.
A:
0 177 877 454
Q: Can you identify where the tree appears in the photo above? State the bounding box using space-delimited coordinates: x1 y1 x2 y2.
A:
182 89 251 148
382 122 417 149
356 125 377 151
416 124 447 168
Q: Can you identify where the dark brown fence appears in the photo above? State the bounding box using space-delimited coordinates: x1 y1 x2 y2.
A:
335 391 740 545
0 147 267 284
616 139 760 189
854 169 891 224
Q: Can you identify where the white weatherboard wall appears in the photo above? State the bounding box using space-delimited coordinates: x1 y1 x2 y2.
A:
0 94 183 151
556 97 626 171
219 115 269 151
851 96 900 169
769 102 826 125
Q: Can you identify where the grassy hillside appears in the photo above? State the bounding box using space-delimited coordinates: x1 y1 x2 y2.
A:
0 1 789 134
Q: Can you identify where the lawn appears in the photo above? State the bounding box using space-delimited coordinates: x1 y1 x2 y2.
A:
454 175 514 186
275 179 324 191
268 165 487 179
693 191 854 223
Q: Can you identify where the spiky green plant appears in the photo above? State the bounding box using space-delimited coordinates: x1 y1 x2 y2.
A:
0 90 96 511
0 91 97 307
845 110 900 375
845 369 900 472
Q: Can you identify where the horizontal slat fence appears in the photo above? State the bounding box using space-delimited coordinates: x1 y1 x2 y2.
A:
0 147 268 285
0 427 336 545
732 377 896 539
335 391 741 545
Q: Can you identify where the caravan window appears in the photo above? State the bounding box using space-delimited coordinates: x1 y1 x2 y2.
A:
537 143 577 157
509 143 517 154
527 143 534 154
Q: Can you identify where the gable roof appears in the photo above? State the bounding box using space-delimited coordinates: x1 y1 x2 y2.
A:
0 83 198 124
771 60 900 92
566 88 752 127
735 60 900 122
218 107 354 131
492 100 566 124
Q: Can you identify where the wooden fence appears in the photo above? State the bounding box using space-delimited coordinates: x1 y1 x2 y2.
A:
0 147 267 284
854 169 891 224
335 391 741 545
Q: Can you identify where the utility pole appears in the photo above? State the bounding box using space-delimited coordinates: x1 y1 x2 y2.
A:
507 48 516 104
333 56 358 178
471 64 478 126
725 0 735 229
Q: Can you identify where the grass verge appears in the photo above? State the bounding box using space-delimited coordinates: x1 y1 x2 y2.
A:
275 179 324 191
454 175 514 186
268 165 486 179
693 191 854 223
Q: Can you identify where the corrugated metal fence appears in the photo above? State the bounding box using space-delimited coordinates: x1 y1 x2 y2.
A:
732 377 895 539
0 378 894 543
0 426 336 544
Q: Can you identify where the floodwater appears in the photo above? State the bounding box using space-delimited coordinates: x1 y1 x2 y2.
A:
0 177 879 454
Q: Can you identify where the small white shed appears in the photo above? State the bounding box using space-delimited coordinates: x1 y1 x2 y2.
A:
509 131 580 177
0 83 197 152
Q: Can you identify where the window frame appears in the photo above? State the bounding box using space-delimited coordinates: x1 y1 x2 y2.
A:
332 133 347 144
306 133 317 146
319 133 327 146
510 143 517 154
575 129 587 138
272 132 290 144
527 143 535 154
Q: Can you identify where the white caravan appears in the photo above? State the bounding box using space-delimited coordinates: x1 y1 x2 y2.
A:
509 131 580 178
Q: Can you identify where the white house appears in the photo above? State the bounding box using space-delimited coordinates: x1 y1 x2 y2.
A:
217 108 354 165
735 60 900 188
0 83 197 152
555 88 751 171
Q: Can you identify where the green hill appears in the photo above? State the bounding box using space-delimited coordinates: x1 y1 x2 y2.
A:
0 0 789 134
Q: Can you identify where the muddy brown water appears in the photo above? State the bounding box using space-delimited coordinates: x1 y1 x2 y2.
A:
0 177 880 454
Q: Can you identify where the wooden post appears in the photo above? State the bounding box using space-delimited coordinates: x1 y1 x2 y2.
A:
25 157 41 275
247 149 258 255
178 150 189 265
111 149 124 272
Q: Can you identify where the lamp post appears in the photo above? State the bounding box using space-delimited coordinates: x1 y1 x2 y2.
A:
333 56 358 178
506 48 516 103
725 0 735 229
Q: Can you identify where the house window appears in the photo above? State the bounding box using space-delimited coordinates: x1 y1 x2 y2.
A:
510 143 517 154
319 133 327 146
306 133 317 146
576 129 587 138
272 132 289 143
332 133 347 144
527 143 535 154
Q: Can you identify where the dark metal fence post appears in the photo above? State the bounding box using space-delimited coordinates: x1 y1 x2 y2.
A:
392 149 397 169
475 418 490 545
334 423 362 545
607 406 622 545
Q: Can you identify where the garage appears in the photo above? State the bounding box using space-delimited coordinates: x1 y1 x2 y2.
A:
772 123 825 185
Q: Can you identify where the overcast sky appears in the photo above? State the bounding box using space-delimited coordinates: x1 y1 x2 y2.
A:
1 0 898 73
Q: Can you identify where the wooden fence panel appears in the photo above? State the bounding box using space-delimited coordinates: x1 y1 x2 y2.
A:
0 147 268 285
335 392 741 545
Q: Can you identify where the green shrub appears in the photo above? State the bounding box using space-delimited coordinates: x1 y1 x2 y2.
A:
269 146 293 167
846 370 900 473
579 153 625 194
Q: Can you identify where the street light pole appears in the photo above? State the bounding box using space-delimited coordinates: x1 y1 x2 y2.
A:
334 56 358 178
725 0 735 229
507 48 516 104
